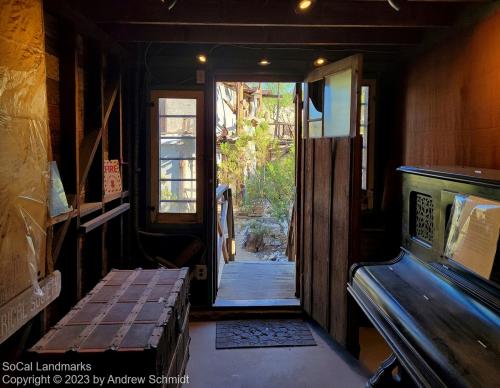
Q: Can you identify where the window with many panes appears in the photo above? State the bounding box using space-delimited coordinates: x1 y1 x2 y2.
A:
151 90 203 223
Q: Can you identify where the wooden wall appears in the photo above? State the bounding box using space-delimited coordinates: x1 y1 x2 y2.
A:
299 136 361 348
403 9 500 169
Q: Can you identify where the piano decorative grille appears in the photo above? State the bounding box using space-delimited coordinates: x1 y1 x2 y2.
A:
414 193 434 244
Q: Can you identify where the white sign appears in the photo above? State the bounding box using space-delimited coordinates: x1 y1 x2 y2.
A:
0 271 61 344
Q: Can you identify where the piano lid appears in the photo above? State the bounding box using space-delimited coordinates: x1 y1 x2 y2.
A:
398 166 500 189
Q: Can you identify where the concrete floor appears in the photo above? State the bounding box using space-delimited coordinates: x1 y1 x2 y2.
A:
185 320 369 388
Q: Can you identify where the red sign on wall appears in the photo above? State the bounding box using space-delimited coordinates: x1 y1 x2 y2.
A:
104 160 122 195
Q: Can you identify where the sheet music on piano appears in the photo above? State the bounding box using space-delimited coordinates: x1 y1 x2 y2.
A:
445 194 500 280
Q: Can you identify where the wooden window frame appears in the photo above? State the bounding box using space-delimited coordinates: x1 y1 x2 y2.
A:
360 80 376 209
150 90 204 224
303 54 362 139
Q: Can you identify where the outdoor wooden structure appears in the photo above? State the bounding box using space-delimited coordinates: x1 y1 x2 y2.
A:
216 185 235 287
30 268 190 386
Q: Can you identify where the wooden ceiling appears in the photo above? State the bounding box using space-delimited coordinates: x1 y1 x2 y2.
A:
66 0 486 47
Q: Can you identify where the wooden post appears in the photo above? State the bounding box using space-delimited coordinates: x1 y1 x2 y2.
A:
236 82 244 135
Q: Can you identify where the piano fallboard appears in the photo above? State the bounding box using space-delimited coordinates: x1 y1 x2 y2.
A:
348 250 500 388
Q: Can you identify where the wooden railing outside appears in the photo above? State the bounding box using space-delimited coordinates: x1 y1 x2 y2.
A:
216 185 235 286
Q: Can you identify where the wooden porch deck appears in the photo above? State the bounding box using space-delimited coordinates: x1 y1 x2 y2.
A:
215 261 298 307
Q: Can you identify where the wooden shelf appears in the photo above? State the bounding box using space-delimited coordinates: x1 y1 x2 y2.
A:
80 203 130 234
48 209 77 227
103 190 129 204
79 202 103 217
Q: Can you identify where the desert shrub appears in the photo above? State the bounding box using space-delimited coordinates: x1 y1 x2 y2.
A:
263 146 295 226
246 219 273 237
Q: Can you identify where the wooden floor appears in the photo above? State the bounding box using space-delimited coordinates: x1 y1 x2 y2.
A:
215 261 298 306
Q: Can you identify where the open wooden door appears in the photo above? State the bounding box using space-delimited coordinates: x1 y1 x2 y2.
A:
298 54 363 350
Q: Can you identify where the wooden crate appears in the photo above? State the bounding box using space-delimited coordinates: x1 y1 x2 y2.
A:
29 268 190 384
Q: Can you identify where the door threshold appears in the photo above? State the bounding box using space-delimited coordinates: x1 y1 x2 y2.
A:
213 298 300 308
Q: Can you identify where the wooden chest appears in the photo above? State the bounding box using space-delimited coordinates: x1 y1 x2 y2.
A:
29 268 190 387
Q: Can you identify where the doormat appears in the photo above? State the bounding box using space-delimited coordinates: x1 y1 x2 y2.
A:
216 319 316 349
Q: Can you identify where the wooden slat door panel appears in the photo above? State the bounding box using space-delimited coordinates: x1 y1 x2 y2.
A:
298 54 363 348
302 140 315 315
312 139 333 328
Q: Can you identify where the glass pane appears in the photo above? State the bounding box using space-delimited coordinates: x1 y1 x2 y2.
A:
160 117 196 137
362 147 368 170
361 86 369 104
360 104 368 126
307 80 324 123
309 120 322 138
160 201 196 214
159 98 196 116
324 69 352 137
160 138 196 159
161 159 196 180
160 180 196 201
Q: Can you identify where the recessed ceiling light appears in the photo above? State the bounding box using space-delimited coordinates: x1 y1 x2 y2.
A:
259 58 271 66
197 54 207 63
296 0 314 12
314 57 327 67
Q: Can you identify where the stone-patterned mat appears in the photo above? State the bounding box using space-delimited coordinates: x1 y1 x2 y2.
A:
216 319 316 349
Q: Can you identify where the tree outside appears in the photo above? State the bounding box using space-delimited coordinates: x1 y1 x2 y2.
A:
216 82 296 261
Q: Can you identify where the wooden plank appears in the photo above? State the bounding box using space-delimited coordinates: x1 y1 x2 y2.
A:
79 202 103 217
58 26 79 194
80 203 130 233
217 263 296 301
329 137 352 345
0 271 61 345
346 135 362 354
302 139 314 315
403 10 500 170
99 24 423 46
74 0 469 28
295 83 303 298
226 189 235 261
47 209 78 226
311 139 333 329
44 0 125 58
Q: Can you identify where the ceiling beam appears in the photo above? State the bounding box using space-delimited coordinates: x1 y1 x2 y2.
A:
100 24 424 45
75 0 477 28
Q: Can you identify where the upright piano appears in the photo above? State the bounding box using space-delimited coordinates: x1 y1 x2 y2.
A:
348 166 500 388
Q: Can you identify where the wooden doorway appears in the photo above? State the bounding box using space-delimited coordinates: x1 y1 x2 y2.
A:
213 81 299 307
297 55 363 348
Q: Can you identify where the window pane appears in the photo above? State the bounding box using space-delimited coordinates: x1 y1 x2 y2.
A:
361 86 369 104
161 160 196 180
159 98 196 116
307 80 324 128
160 138 196 159
324 69 352 137
161 180 196 201
308 120 322 138
158 96 198 215
160 201 196 214
360 104 368 126
160 117 196 137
